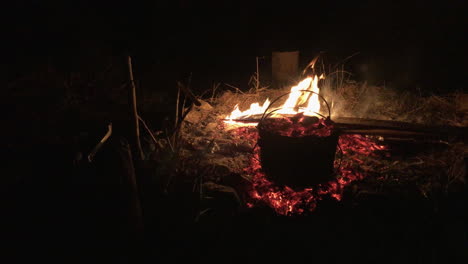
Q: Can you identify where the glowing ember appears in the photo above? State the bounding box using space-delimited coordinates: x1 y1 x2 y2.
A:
231 128 387 216
260 114 333 137
224 75 325 126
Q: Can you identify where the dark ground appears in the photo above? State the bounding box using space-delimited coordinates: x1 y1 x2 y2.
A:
1 0 467 262
2 155 467 263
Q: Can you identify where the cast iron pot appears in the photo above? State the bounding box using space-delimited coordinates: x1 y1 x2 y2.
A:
256 90 339 189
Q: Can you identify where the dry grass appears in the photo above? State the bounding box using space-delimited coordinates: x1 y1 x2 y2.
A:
320 78 466 127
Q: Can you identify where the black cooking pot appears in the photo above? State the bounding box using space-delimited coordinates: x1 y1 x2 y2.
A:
257 90 339 189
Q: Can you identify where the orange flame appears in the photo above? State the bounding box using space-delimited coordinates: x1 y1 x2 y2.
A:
223 99 270 126
224 75 325 126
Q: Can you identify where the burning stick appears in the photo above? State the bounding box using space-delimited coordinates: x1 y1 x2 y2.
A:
301 52 323 76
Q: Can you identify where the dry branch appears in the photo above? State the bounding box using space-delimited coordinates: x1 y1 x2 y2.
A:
127 56 144 160
88 122 113 162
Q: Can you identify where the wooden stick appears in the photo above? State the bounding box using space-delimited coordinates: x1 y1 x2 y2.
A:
87 123 113 162
127 56 144 160
119 138 144 239
256 56 260 92
175 85 181 129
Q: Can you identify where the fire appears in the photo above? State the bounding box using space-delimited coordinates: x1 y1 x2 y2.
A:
221 72 389 215
276 75 323 116
224 75 325 125
223 99 271 126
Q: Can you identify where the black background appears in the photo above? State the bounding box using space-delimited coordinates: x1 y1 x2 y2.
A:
4 0 467 92
1 1 467 261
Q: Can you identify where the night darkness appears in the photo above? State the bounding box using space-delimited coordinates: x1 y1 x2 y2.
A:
5 0 467 90
2 0 468 262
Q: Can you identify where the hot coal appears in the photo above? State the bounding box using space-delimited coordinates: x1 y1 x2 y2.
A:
258 114 333 138
231 127 388 215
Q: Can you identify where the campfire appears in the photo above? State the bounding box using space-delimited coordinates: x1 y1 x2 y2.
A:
221 74 388 215
165 58 466 218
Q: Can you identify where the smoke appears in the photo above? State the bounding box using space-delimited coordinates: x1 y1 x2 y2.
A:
320 75 461 126
320 76 403 121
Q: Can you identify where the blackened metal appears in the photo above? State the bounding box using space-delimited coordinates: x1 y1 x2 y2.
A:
258 124 339 189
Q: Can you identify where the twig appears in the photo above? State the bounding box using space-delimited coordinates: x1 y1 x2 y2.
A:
211 82 221 102
175 85 181 129
127 56 144 160
332 52 360 70
88 123 113 162
119 139 144 237
165 128 175 153
138 115 162 149
302 52 324 75
182 94 187 119
173 104 193 139
224 83 245 94
256 56 260 92
177 81 201 106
